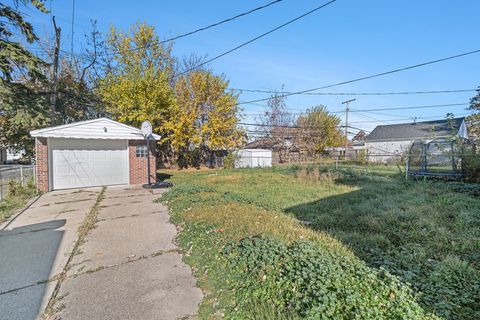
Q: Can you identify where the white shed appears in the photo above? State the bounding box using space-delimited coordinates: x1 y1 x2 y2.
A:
234 149 272 168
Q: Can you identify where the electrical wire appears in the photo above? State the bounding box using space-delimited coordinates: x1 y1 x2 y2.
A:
349 102 469 113
97 0 285 58
174 0 337 78
347 113 472 124
231 88 477 96
237 49 480 105
24 0 286 61
243 102 470 116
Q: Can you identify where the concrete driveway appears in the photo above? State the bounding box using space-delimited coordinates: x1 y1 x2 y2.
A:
0 186 202 320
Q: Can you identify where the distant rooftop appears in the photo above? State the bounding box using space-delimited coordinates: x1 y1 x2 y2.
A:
366 118 465 141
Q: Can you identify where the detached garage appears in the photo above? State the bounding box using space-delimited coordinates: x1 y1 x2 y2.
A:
30 118 159 191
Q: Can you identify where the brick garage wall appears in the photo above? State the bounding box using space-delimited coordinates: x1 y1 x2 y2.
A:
128 140 156 185
35 138 49 192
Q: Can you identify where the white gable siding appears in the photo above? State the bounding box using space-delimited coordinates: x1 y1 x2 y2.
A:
458 120 468 140
40 121 143 139
366 140 414 163
30 118 152 140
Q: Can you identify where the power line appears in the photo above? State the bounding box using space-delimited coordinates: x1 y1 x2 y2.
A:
240 122 301 128
241 110 472 135
231 88 477 96
341 125 369 132
237 49 480 105
364 110 412 119
241 122 366 133
349 102 469 113
243 102 470 116
347 112 471 124
353 112 388 125
174 0 337 78
26 0 286 61
97 0 285 58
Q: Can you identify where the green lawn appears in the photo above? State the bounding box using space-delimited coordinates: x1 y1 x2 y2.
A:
158 165 480 319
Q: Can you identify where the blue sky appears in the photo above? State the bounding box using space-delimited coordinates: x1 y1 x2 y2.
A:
18 0 480 134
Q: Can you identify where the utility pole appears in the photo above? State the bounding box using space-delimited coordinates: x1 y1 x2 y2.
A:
50 16 61 126
70 0 75 60
342 99 356 160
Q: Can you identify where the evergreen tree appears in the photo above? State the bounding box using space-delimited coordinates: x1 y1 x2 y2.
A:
0 0 49 159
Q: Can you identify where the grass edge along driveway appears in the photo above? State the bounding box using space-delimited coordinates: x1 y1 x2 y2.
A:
158 165 479 319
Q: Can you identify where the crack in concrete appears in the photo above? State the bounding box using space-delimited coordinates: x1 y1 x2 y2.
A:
99 203 121 208
96 210 167 222
42 187 106 317
71 248 181 278
103 193 155 200
0 248 181 296
97 214 140 222
52 198 96 205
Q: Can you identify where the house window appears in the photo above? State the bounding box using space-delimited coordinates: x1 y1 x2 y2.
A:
136 145 148 157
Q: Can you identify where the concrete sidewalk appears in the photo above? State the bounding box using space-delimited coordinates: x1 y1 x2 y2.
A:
53 186 202 320
0 188 102 320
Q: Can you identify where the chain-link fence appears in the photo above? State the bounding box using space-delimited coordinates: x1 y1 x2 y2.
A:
0 165 35 200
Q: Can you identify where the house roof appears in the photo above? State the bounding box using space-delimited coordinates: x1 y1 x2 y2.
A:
245 138 277 150
30 118 161 140
366 118 466 142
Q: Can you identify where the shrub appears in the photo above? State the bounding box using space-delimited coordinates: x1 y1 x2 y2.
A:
223 153 238 169
1 179 38 223
8 179 36 198
462 153 480 182
295 167 340 184
447 182 480 196
223 236 436 319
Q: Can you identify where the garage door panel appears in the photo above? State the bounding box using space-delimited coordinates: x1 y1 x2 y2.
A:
50 139 129 190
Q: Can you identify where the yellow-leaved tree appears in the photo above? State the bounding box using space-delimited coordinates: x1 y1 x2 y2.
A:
296 105 345 156
97 23 176 133
166 70 244 167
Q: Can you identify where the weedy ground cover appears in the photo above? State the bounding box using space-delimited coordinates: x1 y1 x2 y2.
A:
159 165 479 319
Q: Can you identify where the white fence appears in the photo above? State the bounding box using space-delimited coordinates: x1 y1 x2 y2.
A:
0 165 35 200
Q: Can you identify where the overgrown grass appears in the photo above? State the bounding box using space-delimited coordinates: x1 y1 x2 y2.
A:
0 180 38 224
158 166 480 319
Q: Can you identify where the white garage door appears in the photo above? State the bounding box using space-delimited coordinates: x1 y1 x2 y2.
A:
50 138 129 190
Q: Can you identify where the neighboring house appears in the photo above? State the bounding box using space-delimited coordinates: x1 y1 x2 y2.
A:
366 118 468 163
352 130 367 142
30 118 160 192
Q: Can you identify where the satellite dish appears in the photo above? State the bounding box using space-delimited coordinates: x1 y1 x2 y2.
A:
141 120 152 138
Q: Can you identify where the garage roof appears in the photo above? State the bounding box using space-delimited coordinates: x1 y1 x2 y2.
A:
30 118 161 140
